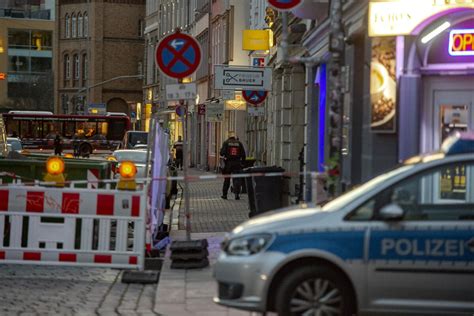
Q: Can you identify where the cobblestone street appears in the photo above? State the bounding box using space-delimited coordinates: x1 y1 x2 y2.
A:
178 169 250 233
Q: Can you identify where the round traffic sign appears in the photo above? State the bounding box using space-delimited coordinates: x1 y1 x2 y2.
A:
267 0 302 11
155 31 202 79
242 90 268 105
175 105 186 117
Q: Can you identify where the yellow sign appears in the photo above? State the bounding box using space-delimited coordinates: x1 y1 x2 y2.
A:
242 30 270 51
369 0 474 37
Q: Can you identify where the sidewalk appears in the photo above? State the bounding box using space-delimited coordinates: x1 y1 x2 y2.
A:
155 169 256 316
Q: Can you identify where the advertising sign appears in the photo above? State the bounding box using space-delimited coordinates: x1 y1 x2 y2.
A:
449 29 474 56
214 65 272 91
368 0 474 37
206 102 224 122
166 83 197 100
370 37 397 133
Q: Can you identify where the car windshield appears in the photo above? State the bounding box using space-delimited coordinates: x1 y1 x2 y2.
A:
321 164 415 212
128 132 148 146
7 139 22 151
114 151 147 163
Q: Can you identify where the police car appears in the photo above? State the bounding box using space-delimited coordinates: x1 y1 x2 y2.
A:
214 132 474 316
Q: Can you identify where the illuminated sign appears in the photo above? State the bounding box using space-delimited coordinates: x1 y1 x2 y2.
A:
369 0 474 37
0 73 6 80
449 29 474 56
242 30 270 51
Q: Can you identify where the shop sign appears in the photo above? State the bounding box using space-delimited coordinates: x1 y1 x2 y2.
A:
449 29 474 56
369 0 474 37
206 102 224 122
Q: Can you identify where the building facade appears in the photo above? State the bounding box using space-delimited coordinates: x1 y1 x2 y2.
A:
0 0 55 112
54 0 145 118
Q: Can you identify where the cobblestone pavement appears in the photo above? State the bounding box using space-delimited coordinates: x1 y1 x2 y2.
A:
178 169 249 233
0 265 159 316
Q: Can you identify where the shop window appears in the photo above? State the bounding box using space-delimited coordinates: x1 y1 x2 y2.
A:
31 57 52 73
8 55 29 72
31 31 52 50
8 29 30 49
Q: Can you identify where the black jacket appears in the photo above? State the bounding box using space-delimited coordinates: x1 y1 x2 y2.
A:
220 137 246 162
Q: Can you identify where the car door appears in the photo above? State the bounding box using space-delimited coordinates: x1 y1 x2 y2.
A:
351 160 474 313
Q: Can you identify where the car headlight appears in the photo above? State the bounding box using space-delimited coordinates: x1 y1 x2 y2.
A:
225 234 273 256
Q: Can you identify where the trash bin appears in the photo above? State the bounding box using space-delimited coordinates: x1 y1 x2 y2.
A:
244 166 285 217
240 158 256 194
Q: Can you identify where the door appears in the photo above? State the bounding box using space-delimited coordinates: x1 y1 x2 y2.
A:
348 161 474 313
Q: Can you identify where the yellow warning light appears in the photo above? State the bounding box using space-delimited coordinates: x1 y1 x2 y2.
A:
64 153 74 159
46 156 65 175
106 155 117 162
44 156 66 187
119 161 137 179
117 161 137 190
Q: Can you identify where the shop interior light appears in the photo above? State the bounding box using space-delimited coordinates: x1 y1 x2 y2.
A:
421 21 451 44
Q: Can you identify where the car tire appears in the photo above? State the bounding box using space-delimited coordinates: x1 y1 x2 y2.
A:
275 265 356 316
79 143 92 157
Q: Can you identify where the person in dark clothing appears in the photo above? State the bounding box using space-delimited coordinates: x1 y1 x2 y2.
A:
54 134 62 156
220 131 246 200
173 136 184 170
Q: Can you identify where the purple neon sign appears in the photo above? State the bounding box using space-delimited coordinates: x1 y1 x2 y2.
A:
449 28 474 56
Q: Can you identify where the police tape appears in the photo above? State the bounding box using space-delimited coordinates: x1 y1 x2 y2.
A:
0 171 322 187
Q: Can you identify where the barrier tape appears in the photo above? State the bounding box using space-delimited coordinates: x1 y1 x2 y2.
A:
0 171 321 188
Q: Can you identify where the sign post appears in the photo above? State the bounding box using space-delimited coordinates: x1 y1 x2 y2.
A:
155 30 202 243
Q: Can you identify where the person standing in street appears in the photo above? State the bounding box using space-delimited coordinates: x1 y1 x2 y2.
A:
54 134 62 156
220 131 246 200
173 136 184 170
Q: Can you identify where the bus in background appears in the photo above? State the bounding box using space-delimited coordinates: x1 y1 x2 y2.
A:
2 111 131 157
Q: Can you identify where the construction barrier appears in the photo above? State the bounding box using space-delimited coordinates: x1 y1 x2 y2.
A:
0 183 147 270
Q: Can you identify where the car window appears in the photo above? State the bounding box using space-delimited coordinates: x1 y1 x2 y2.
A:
113 151 147 163
347 161 474 221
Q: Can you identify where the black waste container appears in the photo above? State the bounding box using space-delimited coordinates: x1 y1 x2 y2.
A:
244 166 285 217
240 159 256 194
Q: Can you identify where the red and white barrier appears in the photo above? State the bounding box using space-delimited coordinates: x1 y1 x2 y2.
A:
0 185 146 270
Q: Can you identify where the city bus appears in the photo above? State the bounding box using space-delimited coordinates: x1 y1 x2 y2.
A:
2 111 131 156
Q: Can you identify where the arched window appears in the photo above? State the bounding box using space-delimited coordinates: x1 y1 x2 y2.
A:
78 13 83 37
65 54 71 79
65 14 70 38
84 13 88 37
74 54 80 80
72 14 77 38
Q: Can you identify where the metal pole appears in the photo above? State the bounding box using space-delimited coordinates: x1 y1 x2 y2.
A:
182 100 191 241
254 116 258 163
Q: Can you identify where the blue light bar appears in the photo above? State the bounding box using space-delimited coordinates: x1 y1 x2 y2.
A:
441 131 474 156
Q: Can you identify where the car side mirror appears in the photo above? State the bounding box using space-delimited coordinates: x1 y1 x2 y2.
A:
379 203 405 221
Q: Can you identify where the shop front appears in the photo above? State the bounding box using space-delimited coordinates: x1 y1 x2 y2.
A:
369 0 474 158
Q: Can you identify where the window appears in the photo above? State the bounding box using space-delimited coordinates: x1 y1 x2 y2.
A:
78 14 83 37
138 19 144 37
65 55 71 79
84 13 89 37
31 30 52 50
65 14 70 38
347 162 474 222
72 14 77 38
73 54 80 80
8 29 30 49
82 54 88 85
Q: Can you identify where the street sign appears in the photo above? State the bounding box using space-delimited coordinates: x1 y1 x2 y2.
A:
267 0 302 11
214 65 272 91
166 83 197 101
222 90 235 100
206 102 224 122
155 31 202 79
242 90 268 105
248 106 265 117
175 105 186 117
197 104 206 115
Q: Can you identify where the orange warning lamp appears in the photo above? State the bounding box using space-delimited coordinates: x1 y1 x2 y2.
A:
64 153 74 159
44 156 66 187
117 161 137 190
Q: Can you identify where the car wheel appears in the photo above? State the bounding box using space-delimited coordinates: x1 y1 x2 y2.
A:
79 143 92 157
275 265 356 316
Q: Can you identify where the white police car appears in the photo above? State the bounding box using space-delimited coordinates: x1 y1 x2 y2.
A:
214 132 474 316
